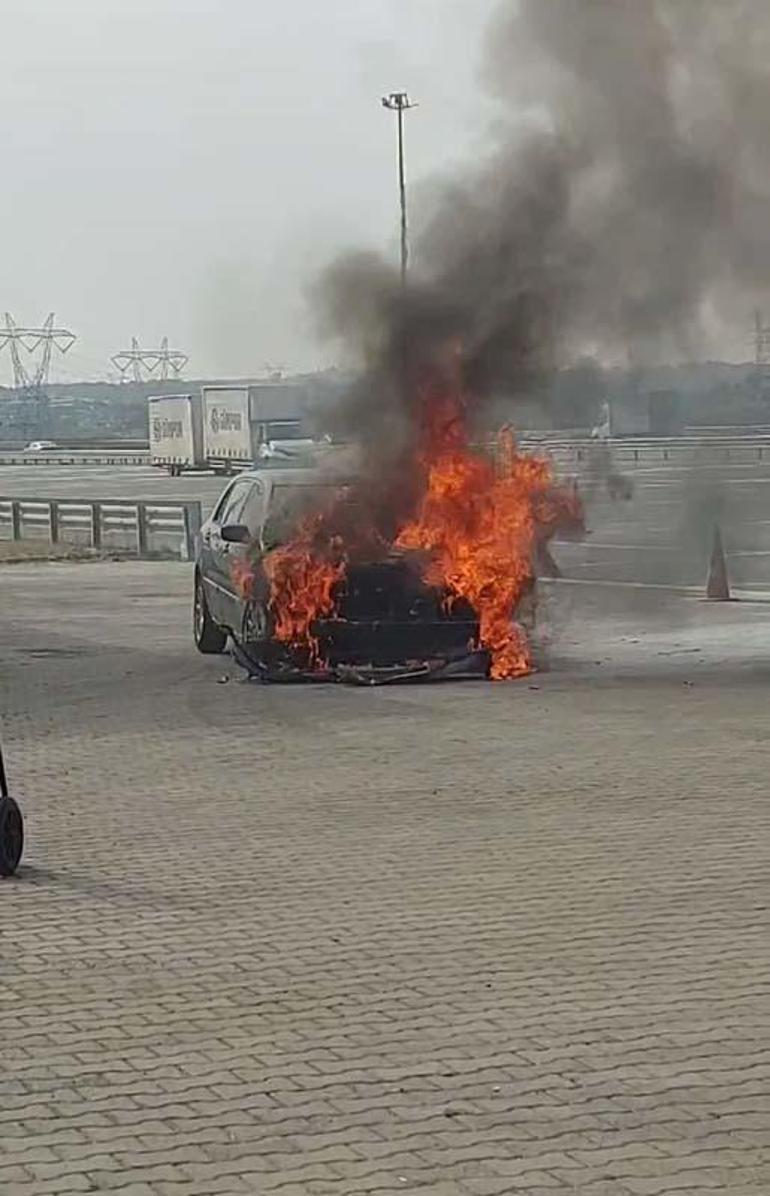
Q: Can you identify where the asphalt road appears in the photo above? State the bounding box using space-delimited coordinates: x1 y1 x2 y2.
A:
0 463 226 506
2 560 770 1194
562 456 770 590
2 447 770 588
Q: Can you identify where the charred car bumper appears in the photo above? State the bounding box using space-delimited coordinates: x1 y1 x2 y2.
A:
231 617 487 685
231 557 487 685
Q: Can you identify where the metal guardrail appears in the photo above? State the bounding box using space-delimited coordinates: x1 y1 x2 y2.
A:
0 452 149 466
2 438 770 470
0 497 202 559
519 436 770 468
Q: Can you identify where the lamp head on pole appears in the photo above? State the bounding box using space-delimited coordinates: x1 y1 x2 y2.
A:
382 92 418 112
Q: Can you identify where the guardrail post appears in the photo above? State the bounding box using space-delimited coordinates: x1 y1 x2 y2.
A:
10 500 21 541
182 503 202 560
180 508 191 560
136 503 149 558
91 502 102 550
49 501 59 544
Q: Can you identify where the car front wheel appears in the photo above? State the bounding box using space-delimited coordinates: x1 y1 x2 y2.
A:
194 572 227 654
234 599 274 669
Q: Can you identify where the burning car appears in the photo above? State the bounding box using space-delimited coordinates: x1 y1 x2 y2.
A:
194 467 485 683
194 385 583 684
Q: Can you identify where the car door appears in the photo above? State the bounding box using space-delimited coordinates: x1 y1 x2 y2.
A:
222 478 267 626
201 478 253 627
198 483 232 619
221 479 267 632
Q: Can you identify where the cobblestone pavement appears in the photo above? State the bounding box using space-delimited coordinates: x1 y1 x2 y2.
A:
2 561 770 1196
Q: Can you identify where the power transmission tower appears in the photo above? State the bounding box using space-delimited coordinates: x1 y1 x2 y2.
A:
111 337 188 382
0 313 76 438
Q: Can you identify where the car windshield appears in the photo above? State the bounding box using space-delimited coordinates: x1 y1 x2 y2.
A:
263 483 347 545
265 422 308 441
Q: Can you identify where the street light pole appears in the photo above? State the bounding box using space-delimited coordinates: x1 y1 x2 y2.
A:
381 92 417 286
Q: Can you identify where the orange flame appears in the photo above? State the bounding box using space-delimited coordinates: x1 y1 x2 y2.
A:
395 380 582 679
395 444 553 678
261 512 347 663
231 500 348 661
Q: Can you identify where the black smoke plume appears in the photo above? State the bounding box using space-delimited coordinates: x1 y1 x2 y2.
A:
314 0 770 450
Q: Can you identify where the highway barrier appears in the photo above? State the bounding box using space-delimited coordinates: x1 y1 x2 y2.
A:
519 436 770 469
3 438 770 472
0 452 149 466
0 497 202 560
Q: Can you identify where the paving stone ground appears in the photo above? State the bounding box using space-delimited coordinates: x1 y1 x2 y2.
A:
2 561 770 1196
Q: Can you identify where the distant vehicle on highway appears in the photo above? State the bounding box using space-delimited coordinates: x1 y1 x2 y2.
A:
148 394 204 476
194 468 480 680
23 439 57 452
149 385 317 474
201 384 311 473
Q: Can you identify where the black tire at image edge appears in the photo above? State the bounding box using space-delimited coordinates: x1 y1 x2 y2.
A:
0 796 24 877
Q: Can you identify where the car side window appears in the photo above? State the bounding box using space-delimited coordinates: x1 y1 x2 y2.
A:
240 483 265 536
218 480 252 527
212 482 237 523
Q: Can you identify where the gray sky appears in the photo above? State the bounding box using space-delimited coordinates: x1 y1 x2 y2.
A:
0 0 499 383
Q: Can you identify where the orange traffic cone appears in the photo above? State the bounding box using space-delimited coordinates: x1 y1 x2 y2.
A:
706 523 731 601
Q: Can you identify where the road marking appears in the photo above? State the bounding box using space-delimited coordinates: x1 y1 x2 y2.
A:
541 576 770 598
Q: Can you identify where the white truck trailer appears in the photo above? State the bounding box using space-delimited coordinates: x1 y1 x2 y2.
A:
201 384 313 472
148 394 205 475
